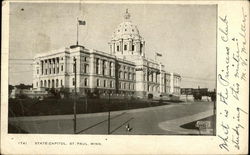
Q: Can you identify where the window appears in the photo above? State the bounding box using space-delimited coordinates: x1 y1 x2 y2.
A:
72 78 75 86
56 79 58 87
119 71 122 79
84 64 89 73
97 79 100 87
61 65 63 71
110 81 113 88
36 82 38 87
96 58 99 74
109 62 112 76
124 72 127 79
102 60 105 75
117 46 119 51
40 81 43 87
61 80 63 87
84 78 88 86
104 80 106 87
37 69 39 74
45 69 47 75
124 83 126 89
57 67 59 74
132 45 135 51
124 44 127 51
129 73 131 80
84 57 87 61
44 80 47 87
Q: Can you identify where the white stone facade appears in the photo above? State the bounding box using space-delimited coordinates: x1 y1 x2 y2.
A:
33 10 181 98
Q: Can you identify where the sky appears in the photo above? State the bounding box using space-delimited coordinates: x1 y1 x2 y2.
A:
9 3 217 89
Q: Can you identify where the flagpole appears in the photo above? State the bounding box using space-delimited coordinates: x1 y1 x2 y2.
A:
76 17 79 46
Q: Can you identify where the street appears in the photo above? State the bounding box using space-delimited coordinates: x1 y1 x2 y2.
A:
9 101 214 135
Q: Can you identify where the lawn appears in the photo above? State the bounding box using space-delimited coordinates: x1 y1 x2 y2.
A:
8 97 178 117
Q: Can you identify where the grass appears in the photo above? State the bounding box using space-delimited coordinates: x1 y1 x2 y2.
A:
8 97 178 117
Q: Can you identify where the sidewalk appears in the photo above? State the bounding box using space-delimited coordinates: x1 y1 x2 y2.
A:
158 110 214 135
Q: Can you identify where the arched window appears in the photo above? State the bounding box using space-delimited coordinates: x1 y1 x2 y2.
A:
48 80 51 88
44 80 47 87
40 80 43 87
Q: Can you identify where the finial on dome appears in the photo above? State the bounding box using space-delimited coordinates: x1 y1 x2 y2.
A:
124 9 131 20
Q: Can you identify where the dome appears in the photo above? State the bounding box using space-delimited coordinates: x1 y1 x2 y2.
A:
111 10 142 41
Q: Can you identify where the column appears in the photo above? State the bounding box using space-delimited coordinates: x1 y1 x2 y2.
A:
159 64 162 93
99 59 102 75
136 41 140 55
112 42 115 54
129 39 132 52
89 54 95 89
142 41 145 57
120 39 123 54
53 58 55 74
50 59 52 74
40 60 43 75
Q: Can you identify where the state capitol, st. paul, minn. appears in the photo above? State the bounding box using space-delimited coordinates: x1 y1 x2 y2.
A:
32 10 181 99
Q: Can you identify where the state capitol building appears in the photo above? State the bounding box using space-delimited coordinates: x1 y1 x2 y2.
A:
33 10 181 99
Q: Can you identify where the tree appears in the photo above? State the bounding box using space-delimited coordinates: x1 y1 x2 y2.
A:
9 85 14 95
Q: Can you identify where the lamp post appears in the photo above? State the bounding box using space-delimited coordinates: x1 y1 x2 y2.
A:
73 57 77 134
108 91 111 134
213 88 216 135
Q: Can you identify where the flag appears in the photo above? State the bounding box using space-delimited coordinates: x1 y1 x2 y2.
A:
156 53 162 57
78 20 86 25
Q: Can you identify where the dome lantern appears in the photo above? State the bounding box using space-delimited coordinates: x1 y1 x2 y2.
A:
124 9 131 21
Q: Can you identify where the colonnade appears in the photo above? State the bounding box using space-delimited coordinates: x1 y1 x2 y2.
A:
40 57 62 75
